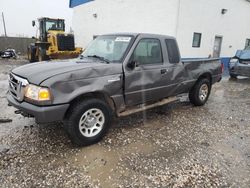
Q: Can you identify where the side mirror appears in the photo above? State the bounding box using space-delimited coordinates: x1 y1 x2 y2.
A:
32 20 36 27
127 60 138 70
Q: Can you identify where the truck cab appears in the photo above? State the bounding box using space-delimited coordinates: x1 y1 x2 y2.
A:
37 18 65 42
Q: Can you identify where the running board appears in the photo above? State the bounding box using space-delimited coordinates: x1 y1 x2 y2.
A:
118 97 178 117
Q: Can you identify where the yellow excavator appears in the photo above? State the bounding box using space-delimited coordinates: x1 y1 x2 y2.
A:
28 17 82 62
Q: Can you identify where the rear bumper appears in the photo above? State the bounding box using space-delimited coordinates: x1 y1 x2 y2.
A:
7 92 69 123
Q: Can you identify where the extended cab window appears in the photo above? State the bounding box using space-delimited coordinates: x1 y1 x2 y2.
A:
165 39 180 64
132 38 163 65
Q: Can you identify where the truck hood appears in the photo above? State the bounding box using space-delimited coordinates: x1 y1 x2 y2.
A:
12 59 122 85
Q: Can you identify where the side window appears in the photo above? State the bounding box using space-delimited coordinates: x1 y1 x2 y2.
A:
245 38 250 49
132 38 163 65
192 32 202 48
165 39 180 64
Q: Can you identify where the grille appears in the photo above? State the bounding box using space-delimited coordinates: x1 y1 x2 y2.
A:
57 34 75 51
9 73 28 101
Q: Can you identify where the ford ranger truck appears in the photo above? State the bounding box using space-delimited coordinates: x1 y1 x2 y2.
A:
7 33 222 146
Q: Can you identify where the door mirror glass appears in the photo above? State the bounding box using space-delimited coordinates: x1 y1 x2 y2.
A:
127 60 138 69
32 20 36 27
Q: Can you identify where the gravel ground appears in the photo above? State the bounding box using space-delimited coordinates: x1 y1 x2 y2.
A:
0 58 249 187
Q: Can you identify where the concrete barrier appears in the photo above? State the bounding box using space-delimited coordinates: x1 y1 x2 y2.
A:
0 37 36 55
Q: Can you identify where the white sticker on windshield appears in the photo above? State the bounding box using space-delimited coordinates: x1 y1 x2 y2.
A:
115 37 131 42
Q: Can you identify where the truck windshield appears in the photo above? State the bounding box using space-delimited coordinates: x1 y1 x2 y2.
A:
81 35 133 62
46 20 64 31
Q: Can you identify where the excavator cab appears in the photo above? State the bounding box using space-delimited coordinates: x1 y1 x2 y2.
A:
38 18 65 42
28 17 82 62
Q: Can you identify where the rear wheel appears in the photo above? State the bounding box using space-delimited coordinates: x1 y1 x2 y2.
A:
189 78 211 106
64 98 112 146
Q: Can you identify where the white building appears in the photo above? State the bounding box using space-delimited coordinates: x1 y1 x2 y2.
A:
70 0 250 59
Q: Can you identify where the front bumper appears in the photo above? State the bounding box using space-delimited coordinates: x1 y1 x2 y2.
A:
7 92 70 124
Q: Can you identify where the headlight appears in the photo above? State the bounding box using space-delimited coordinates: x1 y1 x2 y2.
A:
229 58 238 68
229 58 238 64
25 84 51 101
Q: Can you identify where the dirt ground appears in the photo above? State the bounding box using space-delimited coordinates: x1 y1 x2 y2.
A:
0 58 249 188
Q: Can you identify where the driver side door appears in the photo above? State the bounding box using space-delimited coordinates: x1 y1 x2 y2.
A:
124 38 167 106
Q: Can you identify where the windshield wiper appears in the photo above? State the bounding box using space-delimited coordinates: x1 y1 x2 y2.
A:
87 55 110 64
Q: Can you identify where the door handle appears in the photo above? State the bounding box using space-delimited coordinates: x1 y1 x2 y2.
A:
161 69 167 74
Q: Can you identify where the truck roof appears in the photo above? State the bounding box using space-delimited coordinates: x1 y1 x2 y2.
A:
103 33 176 40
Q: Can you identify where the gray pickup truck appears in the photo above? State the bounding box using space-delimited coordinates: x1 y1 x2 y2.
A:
7 33 222 146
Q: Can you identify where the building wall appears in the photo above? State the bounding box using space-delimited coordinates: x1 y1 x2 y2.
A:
72 0 250 58
72 0 180 47
177 0 250 58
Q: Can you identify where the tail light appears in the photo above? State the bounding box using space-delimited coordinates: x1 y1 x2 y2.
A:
221 63 224 73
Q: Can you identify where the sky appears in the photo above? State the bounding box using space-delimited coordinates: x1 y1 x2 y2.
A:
0 0 73 37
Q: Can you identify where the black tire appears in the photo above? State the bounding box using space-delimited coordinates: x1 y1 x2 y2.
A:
230 73 237 79
189 78 211 106
64 98 112 146
38 47 47 62
27 45 37 63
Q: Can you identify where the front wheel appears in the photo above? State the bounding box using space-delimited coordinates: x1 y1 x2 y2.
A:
38 47 47 62
64 98 112 146
27 45 37 62
189 78 211 106
230 73 237 79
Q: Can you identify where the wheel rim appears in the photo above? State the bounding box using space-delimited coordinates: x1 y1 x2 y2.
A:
199 84 209 101
79 108 105 138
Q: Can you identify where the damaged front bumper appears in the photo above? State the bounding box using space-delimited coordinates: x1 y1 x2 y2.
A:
7 92 69 124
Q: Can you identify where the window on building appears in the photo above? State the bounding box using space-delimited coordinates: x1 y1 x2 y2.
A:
245 39 250 49
132 38 163 65
165 39 180 64
192 33 202 48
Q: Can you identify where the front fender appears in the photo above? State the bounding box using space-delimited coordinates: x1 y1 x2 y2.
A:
40 73 124 109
